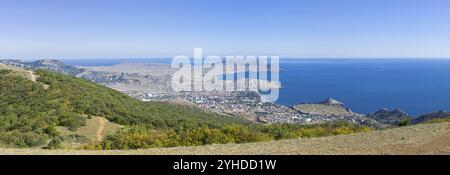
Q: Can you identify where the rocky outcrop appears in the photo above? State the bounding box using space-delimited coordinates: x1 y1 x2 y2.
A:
293 98 354 116
412 110 450 124
292 98 386 128
366 108 411 125
319 97 345 106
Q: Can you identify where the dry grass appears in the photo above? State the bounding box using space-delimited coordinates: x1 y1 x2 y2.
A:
0 64 36 82
57 116 123 148
1 122 449 155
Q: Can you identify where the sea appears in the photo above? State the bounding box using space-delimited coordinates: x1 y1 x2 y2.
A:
60 58 450 116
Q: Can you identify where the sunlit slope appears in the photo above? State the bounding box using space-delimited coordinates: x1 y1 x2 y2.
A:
1 122 449 155
0 66 247 147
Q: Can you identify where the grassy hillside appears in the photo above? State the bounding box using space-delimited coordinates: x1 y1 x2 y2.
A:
87 122 371 150
1 121 448 155
0 67 247 148
35 70 247 128
0 64 37 82
56 116 123 148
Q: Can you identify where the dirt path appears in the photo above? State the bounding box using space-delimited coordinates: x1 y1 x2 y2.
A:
26 70 50 89
27 70 37 82
96 117 106 142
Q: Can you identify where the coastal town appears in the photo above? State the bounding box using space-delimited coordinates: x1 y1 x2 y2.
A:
74 62 383 127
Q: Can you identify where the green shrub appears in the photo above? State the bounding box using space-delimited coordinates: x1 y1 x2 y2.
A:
0 132 47 147
399 118 412 127
44 126 60 137
88 122 372 150
58 113 86 131
47 137 64 149
424 116 450 124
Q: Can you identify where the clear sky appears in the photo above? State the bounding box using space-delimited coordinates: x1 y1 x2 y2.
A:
1 0 450 59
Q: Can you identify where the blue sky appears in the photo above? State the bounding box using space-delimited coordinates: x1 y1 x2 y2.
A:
1 0 450 59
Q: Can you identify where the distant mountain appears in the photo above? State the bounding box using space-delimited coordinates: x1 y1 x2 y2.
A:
0 59 84 76
366 108 411 125
0 59 157 86
412 110 450 124
318 97 346 106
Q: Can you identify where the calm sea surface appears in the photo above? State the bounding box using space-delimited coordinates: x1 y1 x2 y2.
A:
62 58 450 116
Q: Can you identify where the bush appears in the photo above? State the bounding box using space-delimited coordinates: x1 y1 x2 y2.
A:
45 126 60 137
0 132 47 147
399 118 412 127
47 137 64 149
89 122 372 150
424 116 450 124
58 114 86 131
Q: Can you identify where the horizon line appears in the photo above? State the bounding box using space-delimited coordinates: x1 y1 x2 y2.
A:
19 57 450 61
